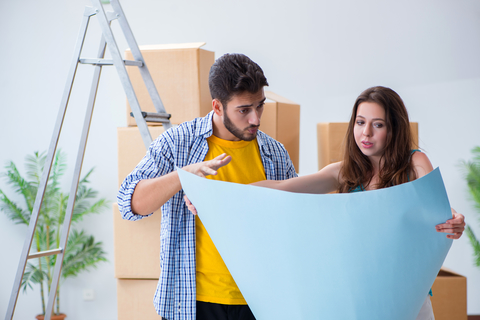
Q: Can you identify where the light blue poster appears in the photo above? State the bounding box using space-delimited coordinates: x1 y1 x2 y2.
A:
178 168 453 320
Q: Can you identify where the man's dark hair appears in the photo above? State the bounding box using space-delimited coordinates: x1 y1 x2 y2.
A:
209 53 269 107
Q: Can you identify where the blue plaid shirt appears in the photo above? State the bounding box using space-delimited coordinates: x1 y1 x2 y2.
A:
117 111 297 320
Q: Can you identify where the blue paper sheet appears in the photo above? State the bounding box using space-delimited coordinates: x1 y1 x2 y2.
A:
177 167 453 320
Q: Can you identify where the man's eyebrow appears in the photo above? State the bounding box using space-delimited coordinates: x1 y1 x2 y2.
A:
235 103 253 108
235 98 266 109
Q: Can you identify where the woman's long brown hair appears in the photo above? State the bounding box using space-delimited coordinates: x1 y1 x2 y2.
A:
338 86 416 193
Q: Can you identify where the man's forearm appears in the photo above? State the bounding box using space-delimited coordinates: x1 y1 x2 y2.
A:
130 154 232 215
131 171 182 215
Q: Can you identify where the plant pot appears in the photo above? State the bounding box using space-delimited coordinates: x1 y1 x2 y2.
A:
35 314 67 320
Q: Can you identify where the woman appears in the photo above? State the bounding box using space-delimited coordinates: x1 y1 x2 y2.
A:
186 86 465 319
255 86 465 319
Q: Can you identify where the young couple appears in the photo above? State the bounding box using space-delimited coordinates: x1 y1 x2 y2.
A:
118 53 465 320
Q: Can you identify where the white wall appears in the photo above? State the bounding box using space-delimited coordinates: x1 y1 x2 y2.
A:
1 0 479 318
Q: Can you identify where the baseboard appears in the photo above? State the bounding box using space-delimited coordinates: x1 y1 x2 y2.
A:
468 316 480 320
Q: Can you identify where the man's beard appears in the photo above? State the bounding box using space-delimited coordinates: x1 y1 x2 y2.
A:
223 111 259 141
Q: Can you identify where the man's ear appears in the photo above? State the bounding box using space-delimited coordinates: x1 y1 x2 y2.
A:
212 99 223 116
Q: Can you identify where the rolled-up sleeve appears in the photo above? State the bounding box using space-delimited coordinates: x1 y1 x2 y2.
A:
117 131 175 221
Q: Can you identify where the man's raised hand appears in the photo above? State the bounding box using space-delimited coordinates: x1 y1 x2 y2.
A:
183 153 232 178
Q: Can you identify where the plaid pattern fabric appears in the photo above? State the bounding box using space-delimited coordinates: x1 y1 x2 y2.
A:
117 111 297 320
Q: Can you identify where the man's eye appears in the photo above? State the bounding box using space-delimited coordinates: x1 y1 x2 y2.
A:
258 103 265 109
239 109 247 114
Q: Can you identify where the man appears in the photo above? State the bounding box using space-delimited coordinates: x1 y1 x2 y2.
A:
117 53 297 320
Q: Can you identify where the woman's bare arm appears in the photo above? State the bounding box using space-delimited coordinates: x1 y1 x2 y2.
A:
252 162 342 194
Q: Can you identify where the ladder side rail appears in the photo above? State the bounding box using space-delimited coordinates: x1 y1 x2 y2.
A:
109 0 172 131
90 0 153 149
45 17 111 318
4 8 94 320
44 26 108 320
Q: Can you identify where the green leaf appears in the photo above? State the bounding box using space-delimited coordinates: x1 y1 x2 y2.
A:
0 190 30 225
460 146 480 270
2 161 36 212
465 225 480 267
21 261 49 293
62 230 108 279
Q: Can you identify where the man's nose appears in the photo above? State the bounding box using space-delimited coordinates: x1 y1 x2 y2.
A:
249 110 261 126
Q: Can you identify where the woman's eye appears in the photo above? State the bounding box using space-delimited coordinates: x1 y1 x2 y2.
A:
374 123 384 128
356 120 364 125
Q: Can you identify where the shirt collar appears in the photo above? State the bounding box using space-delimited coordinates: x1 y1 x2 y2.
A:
256 130 271 157
196 111 214 138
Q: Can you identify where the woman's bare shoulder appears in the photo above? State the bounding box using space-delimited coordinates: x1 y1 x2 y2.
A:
411 151 434 178
320 161 343 181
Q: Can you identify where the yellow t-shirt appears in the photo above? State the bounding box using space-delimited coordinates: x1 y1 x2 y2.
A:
196 134 266 305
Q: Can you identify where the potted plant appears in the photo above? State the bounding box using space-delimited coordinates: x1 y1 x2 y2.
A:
460 146 480 269
0 150 109 319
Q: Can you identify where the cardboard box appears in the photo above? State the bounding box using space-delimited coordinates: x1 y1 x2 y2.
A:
113 203 161 279
117 279 160 320
117 126 165 188
317 123 348 171
431 266 467 320
261 91 300 172
125 42 214 126
317 122 419 170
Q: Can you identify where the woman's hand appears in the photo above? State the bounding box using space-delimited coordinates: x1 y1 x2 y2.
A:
183 153 232 178
435 209 465 239
184 195 198 215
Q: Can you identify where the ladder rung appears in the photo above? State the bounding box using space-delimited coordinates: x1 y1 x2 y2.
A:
28 248 63 259
130 111 172 123
79 58 143 66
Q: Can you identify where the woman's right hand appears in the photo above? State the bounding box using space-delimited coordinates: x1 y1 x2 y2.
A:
182 153 232 178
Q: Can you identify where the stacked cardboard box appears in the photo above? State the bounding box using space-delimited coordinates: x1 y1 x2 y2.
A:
262 91 300 172
115 128 161 320
316 122 467 318
113 203 161 279
117 279 160 320
113 204 161 320
115 126 162 320
125 42 215 125
431 267 467 320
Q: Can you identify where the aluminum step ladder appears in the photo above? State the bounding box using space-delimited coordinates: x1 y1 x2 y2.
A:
5 0 170 319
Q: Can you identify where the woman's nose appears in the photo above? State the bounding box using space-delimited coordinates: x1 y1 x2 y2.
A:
363 125 372 137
